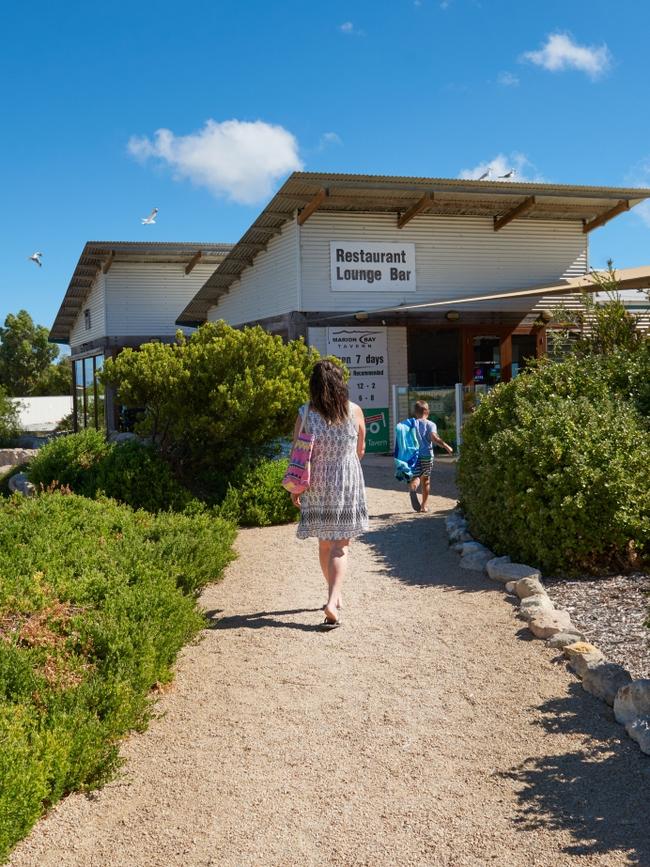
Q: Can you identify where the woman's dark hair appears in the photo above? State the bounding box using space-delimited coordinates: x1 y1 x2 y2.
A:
309 360 349 424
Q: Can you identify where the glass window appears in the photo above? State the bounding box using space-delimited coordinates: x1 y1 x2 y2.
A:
74 359 85 430
512 335 537 378
94 355 105 430
472 336 501 387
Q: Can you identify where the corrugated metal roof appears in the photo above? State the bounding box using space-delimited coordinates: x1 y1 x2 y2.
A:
176 172 650 325
50 241 233 342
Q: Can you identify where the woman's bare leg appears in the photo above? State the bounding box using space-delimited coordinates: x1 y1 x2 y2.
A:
324 539 349 622
319 539 342 609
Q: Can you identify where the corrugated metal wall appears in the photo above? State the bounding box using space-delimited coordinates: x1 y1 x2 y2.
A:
209 221 299 325
105 262 216 336
70 271 106 345
300 212 587 314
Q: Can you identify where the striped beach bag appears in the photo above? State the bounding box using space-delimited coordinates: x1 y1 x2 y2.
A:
281 404 314 495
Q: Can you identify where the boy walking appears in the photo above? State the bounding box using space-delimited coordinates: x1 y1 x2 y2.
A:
408 400 453 512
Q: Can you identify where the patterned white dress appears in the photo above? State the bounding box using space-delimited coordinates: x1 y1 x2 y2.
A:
296 402 369 541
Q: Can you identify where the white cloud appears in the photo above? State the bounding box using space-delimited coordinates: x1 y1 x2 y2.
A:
458 153 544 182
625 157 650 228
339 21 364 35
319 131 343 150
127 119 303 205
497 71 519 87
522 32 611 80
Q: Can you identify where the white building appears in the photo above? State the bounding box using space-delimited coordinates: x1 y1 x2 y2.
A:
50 241 231 429
176 172 650 448
51 174 650 442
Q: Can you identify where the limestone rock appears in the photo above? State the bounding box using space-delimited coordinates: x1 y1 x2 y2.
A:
0 448 37 467
504 581 517 594
582 662 633 707
563 642 605 677
514 577 546 600
485 556 511 581
625 718 650 755
8 472 35 497
614 679 650 727
459 549 494 572
518 595 555 622
487 560 541 584
459 540 487 557
528 609 574 639
546 631 585 649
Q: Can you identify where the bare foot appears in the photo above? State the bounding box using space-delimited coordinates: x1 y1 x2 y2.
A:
323 603 339 624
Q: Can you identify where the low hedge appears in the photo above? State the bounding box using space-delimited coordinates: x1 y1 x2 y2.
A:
28 431 194 512
0 491 236 860
458 355 650 574
220 457 299 527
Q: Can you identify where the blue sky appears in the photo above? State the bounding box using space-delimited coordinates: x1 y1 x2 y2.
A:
2 0 650 339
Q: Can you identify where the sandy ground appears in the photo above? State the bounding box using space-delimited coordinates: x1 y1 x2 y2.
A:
9 457 650 867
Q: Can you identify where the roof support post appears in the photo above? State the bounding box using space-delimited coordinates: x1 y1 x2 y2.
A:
102 250 115 274
397 193 435 229
582 200 630 233
297 188 329 226
185 250 203 275
493 196 536 232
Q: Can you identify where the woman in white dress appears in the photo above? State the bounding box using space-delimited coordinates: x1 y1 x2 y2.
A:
290 360 369 627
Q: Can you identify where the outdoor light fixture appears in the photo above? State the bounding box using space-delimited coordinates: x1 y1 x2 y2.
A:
444 310 460 321
539 309 553 323
354 311 369 321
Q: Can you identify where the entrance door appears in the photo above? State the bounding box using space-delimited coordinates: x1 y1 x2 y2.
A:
472 335 501 388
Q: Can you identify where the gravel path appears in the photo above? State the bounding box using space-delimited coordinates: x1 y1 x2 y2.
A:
9 457 650 867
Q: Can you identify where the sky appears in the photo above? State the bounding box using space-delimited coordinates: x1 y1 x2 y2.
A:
2 0 650 340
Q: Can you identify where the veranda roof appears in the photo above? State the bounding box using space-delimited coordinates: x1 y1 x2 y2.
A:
177 172 650 326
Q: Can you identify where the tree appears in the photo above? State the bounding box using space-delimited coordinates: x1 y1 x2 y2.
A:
32 356 72 396
0 310 59 396
101 322 320 492
0 386 20 446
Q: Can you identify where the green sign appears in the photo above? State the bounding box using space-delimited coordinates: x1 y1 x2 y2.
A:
364 407 389 453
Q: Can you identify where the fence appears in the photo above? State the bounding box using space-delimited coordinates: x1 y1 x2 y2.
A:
390 384 491 450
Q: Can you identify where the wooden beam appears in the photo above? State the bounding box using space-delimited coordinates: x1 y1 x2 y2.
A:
297 188 328 226
102 250 115 274
493 196 536 232
397 193 434 229
185 250 203 275
582 200 630 233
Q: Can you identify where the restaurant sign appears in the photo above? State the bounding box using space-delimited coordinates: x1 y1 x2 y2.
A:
330 241 416 291
326 326 389 452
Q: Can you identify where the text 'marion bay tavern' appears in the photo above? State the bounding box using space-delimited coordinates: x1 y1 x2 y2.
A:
177 171 650 421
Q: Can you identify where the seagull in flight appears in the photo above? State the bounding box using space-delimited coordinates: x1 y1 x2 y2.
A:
28 251 43 267
141 207 158 225
498 170 516 179
477 169 491 180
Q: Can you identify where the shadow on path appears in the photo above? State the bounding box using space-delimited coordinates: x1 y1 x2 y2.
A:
361 512 502 596
503 682 650 863
206 607 326 633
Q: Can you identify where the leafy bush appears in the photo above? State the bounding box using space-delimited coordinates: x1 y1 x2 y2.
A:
28 428 109 496
220 457 299 527
101 322 319 492
0 492 236 860
28 431 194 512
0 386 20 446
458 354 650 573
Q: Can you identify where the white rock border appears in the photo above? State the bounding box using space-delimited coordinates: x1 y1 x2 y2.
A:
445 507 650 757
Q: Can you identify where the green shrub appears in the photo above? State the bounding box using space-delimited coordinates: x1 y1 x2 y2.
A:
93 440 194 512
458 356 650 573
0 491 236 860
28 428 109 495
28 432 195 512
0 386 20 447
101 321 319 491
220 457 299 527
